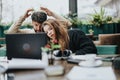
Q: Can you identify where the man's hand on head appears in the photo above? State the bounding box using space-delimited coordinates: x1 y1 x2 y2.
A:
40 7 53 16
24 8 34 18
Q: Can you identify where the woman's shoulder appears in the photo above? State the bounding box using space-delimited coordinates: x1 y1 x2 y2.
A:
68 29 85 35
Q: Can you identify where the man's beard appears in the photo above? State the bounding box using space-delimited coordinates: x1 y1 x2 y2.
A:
34 29 41 33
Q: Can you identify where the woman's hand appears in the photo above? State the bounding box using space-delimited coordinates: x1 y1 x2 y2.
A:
40 7 53 16
23 8 34 18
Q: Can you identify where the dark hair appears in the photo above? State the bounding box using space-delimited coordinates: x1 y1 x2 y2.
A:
31 11 47 24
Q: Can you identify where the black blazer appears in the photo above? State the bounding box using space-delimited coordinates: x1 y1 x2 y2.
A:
68 29 97 55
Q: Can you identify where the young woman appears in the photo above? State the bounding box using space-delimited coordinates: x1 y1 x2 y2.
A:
42 19 97 55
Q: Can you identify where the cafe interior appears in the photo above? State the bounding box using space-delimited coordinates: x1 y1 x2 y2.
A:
0 0 120 80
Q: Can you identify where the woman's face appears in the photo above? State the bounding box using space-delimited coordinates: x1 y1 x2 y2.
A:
43 25 56 40
32 21 42 32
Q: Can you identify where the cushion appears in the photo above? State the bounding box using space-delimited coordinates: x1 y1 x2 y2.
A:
96 45 118 55
95 34 120 54
0 47 6 56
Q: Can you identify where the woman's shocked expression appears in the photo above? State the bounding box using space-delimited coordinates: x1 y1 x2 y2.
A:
43 25 56 40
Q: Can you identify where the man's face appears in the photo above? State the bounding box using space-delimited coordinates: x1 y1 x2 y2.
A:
32 21 42 32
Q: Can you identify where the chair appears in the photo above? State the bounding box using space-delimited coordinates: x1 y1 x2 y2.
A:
0 37 5 44
0 46 6 56
96 45 117 55
94 33 120 54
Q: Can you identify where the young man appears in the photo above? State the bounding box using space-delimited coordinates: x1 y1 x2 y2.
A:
7 7 72 34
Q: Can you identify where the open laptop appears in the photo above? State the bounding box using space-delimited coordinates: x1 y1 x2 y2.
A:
5 32 48 60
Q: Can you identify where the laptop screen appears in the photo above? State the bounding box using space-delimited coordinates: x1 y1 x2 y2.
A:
5 32 48 60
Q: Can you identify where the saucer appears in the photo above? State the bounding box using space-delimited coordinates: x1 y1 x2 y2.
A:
79 60 102 67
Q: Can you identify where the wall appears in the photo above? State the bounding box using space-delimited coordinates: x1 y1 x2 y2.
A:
0 0 69 24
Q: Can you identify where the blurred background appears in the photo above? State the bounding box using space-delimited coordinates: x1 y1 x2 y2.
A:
0 0 120 24
0 0 120 37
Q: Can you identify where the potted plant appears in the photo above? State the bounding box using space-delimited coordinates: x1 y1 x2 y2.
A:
89 7 107 27
64 13 82 29
88 29 94 35
116 18 120 33
88 7 115 35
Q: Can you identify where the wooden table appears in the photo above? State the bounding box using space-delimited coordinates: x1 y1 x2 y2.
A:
2 56 120 80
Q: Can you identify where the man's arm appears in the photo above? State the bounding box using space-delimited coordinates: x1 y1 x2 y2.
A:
7 9 34 34
41 7 72 28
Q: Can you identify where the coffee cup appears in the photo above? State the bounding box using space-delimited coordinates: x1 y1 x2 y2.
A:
85 54 96 66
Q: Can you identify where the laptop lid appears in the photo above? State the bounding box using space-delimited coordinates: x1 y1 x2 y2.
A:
5 32 48 60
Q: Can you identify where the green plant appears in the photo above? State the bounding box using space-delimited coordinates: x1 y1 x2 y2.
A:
117 18 120 23
22 22 32 28
42 39 61 53
89 7 106 26
71 17 82 26
64 13 82 27
88 29 94 34
106 16 113 22
0 22 13 27
89 7 113 27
